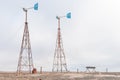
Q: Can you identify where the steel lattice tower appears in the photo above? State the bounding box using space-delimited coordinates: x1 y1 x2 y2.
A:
17 8 34 74
52 16 68 72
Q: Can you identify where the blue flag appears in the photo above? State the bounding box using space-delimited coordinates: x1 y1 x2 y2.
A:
34 3 38 10
66 12 71 19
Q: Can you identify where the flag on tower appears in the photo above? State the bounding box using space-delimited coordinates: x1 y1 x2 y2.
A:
66 12 71 19
34 3 38 10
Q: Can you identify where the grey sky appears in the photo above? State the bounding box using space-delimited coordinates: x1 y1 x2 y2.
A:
0 0 120 72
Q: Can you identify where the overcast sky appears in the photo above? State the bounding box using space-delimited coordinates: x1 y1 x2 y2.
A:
1 0 120 72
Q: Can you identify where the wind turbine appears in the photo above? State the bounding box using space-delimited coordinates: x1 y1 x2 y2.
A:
17 3 38 74
52 12 71 72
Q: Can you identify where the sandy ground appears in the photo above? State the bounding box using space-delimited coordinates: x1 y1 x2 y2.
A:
0 72 120 80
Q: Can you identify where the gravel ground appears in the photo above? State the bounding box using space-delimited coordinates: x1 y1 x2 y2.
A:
0 72 120 80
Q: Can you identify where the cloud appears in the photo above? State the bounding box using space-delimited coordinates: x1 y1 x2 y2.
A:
1 0 120 72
